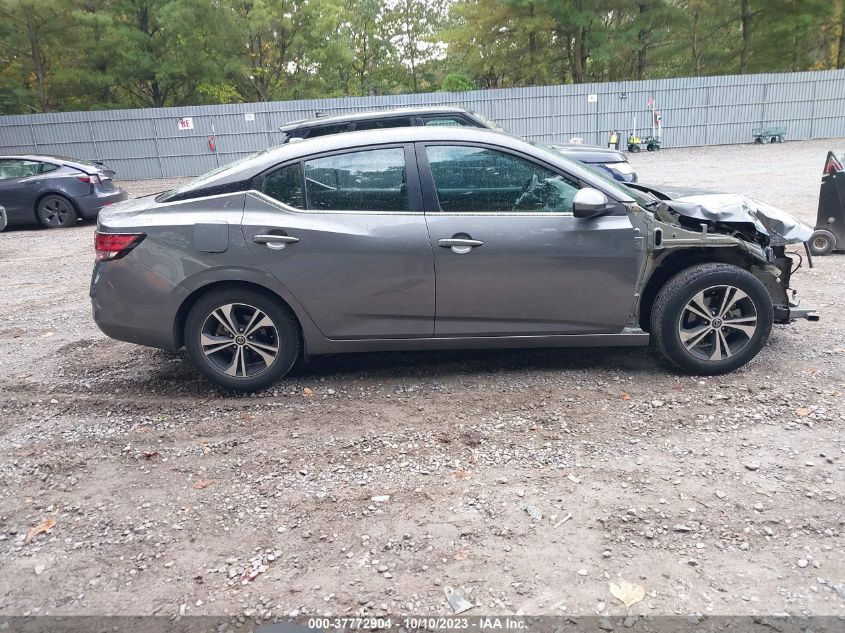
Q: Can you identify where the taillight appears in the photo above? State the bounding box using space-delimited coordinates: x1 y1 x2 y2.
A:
77 174 101 185
95 232 145 261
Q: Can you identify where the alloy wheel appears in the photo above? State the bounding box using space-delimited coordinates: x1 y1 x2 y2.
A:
677 285 758 362
40 197 74 227
200 303 280 378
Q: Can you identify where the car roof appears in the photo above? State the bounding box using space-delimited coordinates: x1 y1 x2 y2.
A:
278 106 473 131
168 126 635 203
0 154 99 171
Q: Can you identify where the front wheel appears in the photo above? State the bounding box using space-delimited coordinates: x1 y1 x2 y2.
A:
184 288 300 392
808 229 836 256
650 263 773 375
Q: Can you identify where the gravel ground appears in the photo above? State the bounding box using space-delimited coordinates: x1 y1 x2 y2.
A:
0 139 843 621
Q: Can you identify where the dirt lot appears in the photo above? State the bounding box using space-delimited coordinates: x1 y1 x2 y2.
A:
0 139 843 621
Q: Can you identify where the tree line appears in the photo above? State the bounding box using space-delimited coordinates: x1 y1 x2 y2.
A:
1 0 843 114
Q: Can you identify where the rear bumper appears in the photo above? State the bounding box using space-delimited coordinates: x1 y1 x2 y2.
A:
90 256 183 351
75 188 129 219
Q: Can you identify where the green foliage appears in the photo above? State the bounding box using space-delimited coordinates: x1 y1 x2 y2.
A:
0 0 842 114
440 72 476 92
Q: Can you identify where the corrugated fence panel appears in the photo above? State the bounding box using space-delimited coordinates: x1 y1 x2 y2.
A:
1 69 844 180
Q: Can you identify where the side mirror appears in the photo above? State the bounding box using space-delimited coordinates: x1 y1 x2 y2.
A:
573 187 612 218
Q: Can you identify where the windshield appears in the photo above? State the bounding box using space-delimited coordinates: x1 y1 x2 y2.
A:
158 150 268 201
535 142 655 207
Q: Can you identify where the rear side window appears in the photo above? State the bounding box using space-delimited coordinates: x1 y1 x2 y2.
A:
304 123 349 139
304 148 407 212
353 117 413 131
262 163 304 209
423 116 475 127
40 163 59 174
425 145 580 213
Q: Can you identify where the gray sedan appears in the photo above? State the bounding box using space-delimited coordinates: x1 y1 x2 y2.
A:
91 127 816 391
0 155 127 228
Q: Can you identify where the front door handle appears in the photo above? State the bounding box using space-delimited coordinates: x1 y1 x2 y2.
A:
253 234 299 250
438 237 483 255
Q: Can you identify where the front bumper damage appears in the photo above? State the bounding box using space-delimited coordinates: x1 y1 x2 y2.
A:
629 190 820 325
667 193 820 323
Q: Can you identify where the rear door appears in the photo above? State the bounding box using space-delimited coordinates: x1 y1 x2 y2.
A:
418 143 641 336
242 144 435 339
0 159 42 221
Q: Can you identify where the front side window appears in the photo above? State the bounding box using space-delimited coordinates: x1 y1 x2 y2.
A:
262 163 304 209
425 145 580 213
304 148 407 212
0 159 40 180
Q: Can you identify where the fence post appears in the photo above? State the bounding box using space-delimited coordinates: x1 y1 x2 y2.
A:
152 116 165 179
29 123 38 153
808 79 817 140
88 118 100 161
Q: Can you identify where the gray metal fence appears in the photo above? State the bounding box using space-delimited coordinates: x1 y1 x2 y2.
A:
1 69 844 180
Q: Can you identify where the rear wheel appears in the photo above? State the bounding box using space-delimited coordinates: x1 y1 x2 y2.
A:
650 263 773 375
36 194 78 228
808 229 836 256
629 144 641 153
184 288 300 392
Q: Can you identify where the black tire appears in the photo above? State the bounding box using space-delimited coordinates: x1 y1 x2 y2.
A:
629 144 641 153
650 263 773 375
808 229 836 256
184 287 300 392
646 143 656 151
36 194 78 228
753 137 763 144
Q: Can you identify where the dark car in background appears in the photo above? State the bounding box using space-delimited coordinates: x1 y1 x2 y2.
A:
278 106 637 182
0 155 127 228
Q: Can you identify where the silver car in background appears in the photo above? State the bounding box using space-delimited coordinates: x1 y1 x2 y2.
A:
91 127 816 391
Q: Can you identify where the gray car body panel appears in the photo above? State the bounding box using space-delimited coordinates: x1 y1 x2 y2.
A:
91 127 813 358
0 154 127 225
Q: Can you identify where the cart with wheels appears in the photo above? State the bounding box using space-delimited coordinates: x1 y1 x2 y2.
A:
752 126 786 144
808 151 845 256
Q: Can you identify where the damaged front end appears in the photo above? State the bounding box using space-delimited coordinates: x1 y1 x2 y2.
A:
631 191 819 325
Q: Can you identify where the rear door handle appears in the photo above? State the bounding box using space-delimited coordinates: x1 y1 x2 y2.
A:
438 237 484 254
253 234 299 250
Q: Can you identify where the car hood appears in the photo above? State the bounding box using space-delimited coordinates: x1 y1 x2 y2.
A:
668 194 813 244
629 183 812 244
546 143 627 164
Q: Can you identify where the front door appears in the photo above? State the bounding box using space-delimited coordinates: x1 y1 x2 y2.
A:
418 143 641 336
242 145 435 340
0 159 43 221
